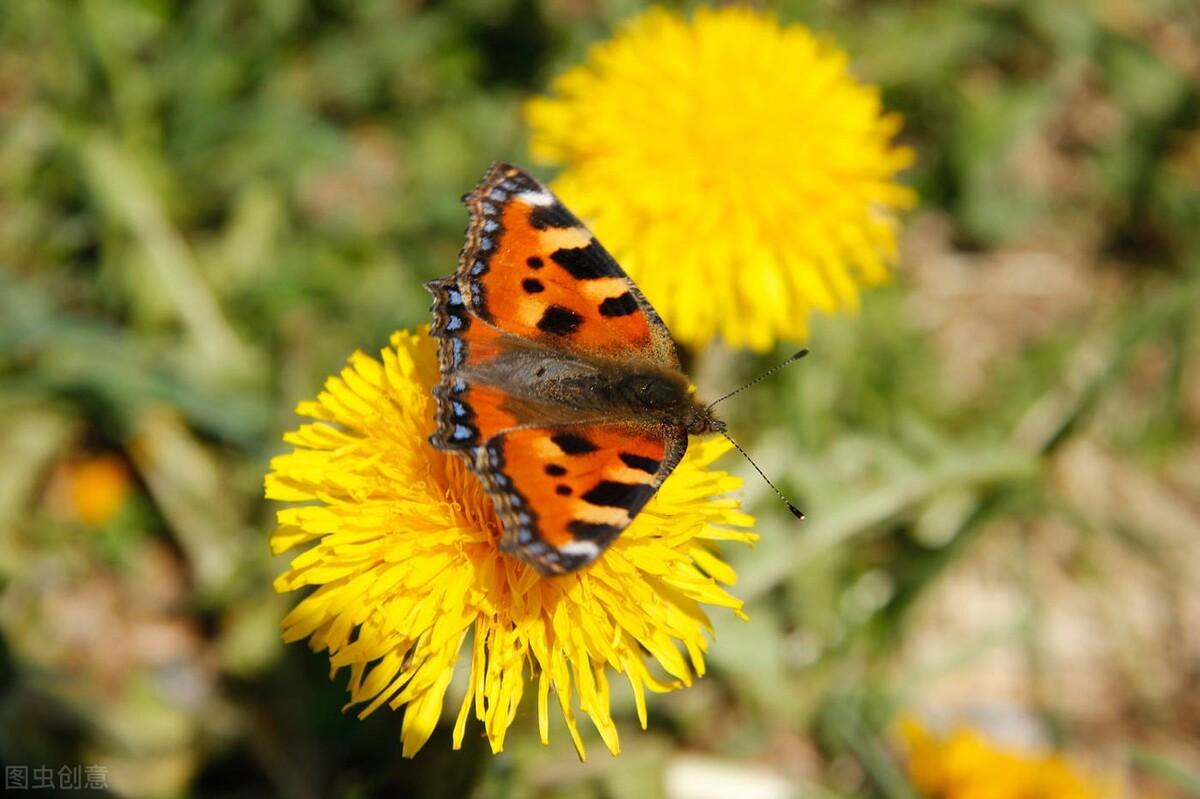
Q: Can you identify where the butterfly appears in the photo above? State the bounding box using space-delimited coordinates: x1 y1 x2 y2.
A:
426 162 725 576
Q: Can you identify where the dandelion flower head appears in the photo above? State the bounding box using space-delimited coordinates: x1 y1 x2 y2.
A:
899 717 1121 799
266 330 756 758
56 453 132 526
526 6 916 351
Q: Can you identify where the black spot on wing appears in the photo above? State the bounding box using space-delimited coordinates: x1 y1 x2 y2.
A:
529 203 578 230
555 485 572 496
580 480 654 510
537 305 583 336
619 452 660 474
527 256 543 268
599 292 639 317
550 432 597 455
550 241 620 280
566 520 622 542
544 464 567 476
521 278 545 294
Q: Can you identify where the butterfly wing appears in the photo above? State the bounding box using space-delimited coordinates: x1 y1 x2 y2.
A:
476 422 688 575
451 162 679 365
427 163 680 453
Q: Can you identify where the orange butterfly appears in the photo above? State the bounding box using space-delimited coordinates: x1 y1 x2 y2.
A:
427 163 726 575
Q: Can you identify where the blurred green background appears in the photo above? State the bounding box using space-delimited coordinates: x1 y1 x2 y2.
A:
2 1 1199 797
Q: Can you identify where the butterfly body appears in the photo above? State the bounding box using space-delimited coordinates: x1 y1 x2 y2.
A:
427 163 722 575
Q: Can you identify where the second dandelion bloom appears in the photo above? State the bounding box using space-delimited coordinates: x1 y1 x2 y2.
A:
526 6 916 351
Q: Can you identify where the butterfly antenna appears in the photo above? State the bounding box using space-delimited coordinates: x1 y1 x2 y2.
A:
720 429 805 520
706 349 809 410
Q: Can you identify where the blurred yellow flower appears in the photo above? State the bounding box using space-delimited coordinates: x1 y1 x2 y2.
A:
266 329 756 758
899 717 1120 799
526 6 916 351
61 454 132 525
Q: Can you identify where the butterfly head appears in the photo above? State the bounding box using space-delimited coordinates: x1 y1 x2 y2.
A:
685 405 726 436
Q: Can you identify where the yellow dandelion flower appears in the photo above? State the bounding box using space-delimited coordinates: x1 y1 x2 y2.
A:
525 6 916 351
266 329 755 758
899 716 1121 799
57 453 132 525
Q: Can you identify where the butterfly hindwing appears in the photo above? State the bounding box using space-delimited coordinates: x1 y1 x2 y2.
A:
475 422 688 575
